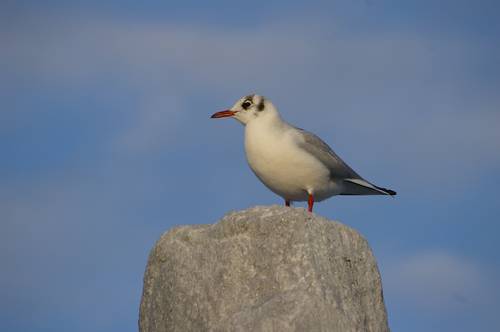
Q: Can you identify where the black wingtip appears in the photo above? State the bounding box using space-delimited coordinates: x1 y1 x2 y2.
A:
375 185 397 196
386 189 397 196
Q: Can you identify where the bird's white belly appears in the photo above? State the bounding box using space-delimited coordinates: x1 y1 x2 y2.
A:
245 126 340 201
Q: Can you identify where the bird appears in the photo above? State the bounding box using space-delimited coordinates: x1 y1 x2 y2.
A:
210 94 396 213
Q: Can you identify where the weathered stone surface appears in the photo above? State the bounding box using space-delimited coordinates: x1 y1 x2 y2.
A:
139 206 389 332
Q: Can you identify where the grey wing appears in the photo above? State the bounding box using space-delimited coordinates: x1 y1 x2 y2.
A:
295 128 361 180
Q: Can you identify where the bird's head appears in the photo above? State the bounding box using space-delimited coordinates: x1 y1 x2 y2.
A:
211 94 277 125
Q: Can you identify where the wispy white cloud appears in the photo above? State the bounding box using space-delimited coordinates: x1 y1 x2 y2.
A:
112 94 187 153
383 251 497 311
2 16 321 90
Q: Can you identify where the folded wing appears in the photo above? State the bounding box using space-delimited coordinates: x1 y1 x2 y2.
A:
294 128 396 196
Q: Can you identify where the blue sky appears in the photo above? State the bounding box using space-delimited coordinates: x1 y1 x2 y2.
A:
1 1 500 331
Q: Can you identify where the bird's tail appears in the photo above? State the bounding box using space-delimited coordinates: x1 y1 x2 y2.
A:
341 178 397 196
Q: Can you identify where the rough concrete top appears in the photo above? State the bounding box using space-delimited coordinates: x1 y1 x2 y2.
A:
139 205 389 332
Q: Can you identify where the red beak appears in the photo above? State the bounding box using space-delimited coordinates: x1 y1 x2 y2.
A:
210 110 237 118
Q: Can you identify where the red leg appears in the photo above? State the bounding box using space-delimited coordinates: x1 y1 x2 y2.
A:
285 200 290 207
307 194 314 212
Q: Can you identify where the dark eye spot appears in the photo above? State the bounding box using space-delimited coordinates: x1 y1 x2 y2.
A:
257 99 265 111
242 100 252 109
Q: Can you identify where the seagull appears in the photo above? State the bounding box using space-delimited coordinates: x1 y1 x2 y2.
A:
211 94 396 212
